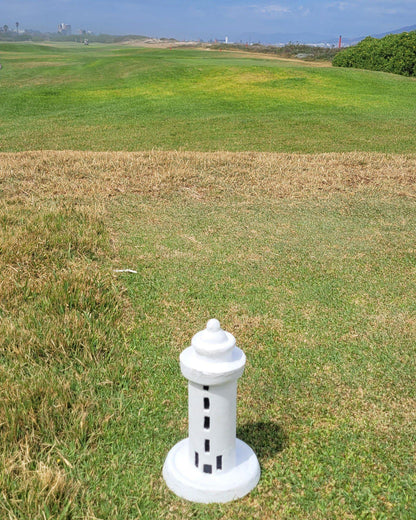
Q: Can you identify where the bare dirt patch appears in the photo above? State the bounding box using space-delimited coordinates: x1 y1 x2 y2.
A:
208 49 333 67
121 38 199 49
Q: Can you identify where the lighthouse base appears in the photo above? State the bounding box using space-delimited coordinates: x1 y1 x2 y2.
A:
163 438 260 503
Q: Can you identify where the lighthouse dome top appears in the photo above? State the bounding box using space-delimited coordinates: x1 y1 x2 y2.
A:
180 318 246 385
191 319 236 358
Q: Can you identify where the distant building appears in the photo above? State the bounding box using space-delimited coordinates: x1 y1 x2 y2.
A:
58 23 71 35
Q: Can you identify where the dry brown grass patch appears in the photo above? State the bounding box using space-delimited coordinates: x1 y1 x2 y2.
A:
1 440 80 518
1 151 415 204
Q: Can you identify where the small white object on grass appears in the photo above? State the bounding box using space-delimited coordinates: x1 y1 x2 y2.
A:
113 269 137 273
163 319 260 503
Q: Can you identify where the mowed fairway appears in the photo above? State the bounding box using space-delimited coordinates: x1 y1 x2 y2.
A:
1 42 416 520
0 42 416 152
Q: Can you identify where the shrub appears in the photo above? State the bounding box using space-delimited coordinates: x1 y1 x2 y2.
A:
333 31 416 77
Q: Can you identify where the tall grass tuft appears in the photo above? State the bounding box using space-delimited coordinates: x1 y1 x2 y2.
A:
0 197 132 518
1 204 124 362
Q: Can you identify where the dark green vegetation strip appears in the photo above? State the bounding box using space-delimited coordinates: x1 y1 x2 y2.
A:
1 151 415 519
0 43 416 153
333 31 416 77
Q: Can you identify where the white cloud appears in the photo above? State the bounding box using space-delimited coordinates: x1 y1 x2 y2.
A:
225 3 316 20
327 1 351 11
298 5 311 16
257 4 291 15
332 0 416 13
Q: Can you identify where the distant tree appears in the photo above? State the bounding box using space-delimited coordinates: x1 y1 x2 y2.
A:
3 25 8 33
16 22 19 33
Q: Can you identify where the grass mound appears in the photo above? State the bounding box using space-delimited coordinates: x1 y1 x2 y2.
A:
0 44 416 153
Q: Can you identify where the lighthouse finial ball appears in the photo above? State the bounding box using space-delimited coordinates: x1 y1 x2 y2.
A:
206 318 221 332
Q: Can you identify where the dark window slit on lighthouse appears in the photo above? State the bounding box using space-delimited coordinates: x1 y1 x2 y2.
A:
203 385 209 391
205 439 210 452
216 455 222 470
195 451 199 467
203 464 212 474
203 397 210 409
204 416 210 429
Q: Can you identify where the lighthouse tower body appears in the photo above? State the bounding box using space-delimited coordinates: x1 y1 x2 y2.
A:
188 380 237 475
163 319 260 503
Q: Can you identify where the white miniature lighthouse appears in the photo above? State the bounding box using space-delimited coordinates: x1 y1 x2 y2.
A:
163 319 260 503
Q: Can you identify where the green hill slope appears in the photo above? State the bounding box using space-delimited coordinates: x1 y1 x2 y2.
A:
0 42 415 152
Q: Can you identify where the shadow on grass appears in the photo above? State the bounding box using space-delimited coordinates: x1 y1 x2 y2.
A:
237 421 286 462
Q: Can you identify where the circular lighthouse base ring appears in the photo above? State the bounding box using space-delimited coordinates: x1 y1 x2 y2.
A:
163 438 261 503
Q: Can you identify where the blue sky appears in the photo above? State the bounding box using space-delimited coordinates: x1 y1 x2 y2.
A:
2 1 416 40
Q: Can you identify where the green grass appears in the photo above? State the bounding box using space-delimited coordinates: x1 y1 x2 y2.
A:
1 39 415 520
1 151 415 519
0 42 416 152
